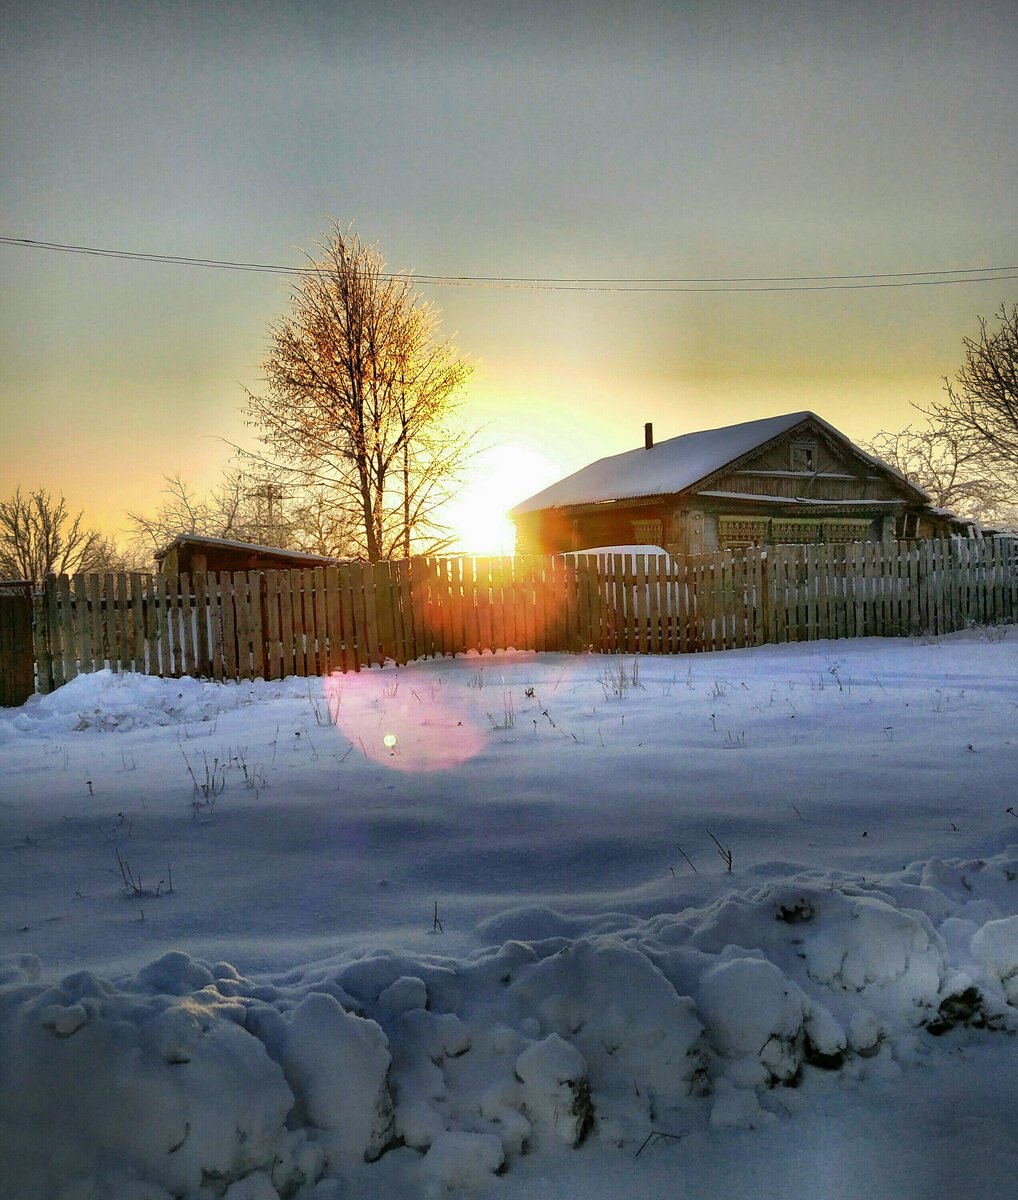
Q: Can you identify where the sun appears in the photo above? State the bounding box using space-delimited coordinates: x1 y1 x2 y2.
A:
440 442 563 556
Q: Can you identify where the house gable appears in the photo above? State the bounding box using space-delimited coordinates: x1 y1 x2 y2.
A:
692 416 921 506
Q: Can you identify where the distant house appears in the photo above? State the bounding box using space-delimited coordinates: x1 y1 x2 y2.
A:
155 534 340 576
511 412 958 557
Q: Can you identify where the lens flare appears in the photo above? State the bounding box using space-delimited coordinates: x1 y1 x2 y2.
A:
322 674 486 772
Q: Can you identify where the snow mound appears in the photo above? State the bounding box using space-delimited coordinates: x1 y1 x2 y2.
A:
5 852 1018 1197
0 669 298 738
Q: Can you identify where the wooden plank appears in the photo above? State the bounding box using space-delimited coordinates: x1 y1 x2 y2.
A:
40 576 62 690
189 572 208 677
308 566 325 673
601 554 616 653
156 573 172 676
429 559 445 658
734 549 748 649
305 566 323 673
595 555 609 652
590 555 606 653
394 558 410 663
488 557 505 653
471 557 487 653
152 574 169 675
882 542 894 636
338 563 359 672
305 567 321 673
44 577 62 687
205 573 222 680
55 574 76 682
708 552 723 650
394 559 412 664
991 537 1004 626
114 568 131 667
917 539 930 636
276 569 292 677
410 557 430 660
555 554 570 652
376 561 397 665
928 539 941 635
83 573 102 670
100 573 116 670
217 568 236 681
230 572 249 681
771 548 784 647
183 573 200 675
644 554 659 654
323 565 341 673
631 553 646 655
465 557 483 654
527 557 542 653
141 574 158 676
358 563 380 666
114 568 129 667
243 571 260 680
846 543 861 639
127 573 144 673
450 557 469 656
260 570 278 680
286 568 303 676
354 561 373 666
722 549 737 649
247 571 265 681
519 557 534 651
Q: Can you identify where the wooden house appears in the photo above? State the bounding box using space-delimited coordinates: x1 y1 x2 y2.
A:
511 412 957 557
155 534 340 576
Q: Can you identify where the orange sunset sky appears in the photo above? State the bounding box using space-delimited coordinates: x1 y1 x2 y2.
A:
1 1 1015 555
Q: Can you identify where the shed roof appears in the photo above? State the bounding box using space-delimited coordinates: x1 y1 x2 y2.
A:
154 534 339 567
511 411 927 516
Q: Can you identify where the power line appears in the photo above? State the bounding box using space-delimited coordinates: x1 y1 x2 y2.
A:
1 235 1016 293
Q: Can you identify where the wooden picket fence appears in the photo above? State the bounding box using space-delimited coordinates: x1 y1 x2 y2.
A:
24 537 1018 695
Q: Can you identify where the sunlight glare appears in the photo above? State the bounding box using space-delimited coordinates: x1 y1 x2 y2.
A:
442 442 565 555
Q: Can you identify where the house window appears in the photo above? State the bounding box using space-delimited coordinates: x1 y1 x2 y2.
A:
790 441 817 473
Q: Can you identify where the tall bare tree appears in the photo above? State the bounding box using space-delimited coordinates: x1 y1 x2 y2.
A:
243 223 475 562
0 488 108 582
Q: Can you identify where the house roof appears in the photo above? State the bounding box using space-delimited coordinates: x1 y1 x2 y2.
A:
510 411 928 516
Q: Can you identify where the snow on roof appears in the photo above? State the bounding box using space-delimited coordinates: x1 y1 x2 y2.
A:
154 533 339 565
511 411 927 516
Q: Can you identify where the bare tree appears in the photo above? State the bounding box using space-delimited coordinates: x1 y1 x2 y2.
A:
243 223 476 562
924 303 1018 487
128 469 296 555
861 423 1010 521
864 304 1018 526
0 488 109 582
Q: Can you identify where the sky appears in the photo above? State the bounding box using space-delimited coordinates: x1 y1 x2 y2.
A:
1 0 1016 552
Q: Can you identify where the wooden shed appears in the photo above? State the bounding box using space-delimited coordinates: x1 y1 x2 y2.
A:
511 412 957 557
155 534 340 576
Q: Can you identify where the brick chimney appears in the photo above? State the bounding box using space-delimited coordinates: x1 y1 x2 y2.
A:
644 422 654 450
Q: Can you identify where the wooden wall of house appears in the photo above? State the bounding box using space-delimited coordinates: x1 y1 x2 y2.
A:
514 504 673 555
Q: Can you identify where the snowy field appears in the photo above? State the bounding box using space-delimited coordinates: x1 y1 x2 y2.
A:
2 631 1018 1199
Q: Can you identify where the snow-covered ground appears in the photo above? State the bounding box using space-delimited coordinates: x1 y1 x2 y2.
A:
2 631 1018 1200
